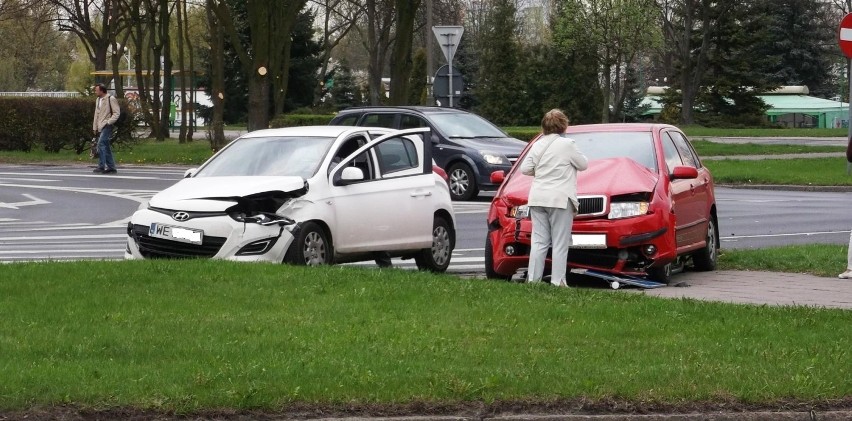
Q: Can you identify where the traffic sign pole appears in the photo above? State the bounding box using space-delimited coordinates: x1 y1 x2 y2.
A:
838 13 852 173
432 26 464 108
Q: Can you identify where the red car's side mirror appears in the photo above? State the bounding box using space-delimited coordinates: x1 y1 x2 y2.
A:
490 170 505 184
670 166 698 180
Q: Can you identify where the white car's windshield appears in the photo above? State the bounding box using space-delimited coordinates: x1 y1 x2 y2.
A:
570 131 657 172
428 113 507 138
195 136 335 178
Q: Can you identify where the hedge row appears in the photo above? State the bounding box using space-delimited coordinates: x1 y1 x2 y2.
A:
0 97 139 154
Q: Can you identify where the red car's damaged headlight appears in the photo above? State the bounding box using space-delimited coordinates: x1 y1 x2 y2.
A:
509 205 530 219
608 193 651 219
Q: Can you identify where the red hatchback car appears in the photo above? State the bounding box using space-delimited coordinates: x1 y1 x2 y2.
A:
485 123 718 283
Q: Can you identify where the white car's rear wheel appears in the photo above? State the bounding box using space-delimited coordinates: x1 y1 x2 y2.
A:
415 216 453 272
286 221 332 266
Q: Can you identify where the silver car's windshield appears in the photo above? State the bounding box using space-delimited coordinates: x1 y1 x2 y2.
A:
195 136 335 178
428 113 507 138
570 131 657 172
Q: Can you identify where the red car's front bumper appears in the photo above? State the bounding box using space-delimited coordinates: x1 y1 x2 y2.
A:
487 202 677 278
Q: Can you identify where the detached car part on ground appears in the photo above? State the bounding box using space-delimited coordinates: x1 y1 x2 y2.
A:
486 123 719 284
126 126 456 272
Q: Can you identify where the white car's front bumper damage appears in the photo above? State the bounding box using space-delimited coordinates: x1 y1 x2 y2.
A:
125 184 309 263
125 209 298 262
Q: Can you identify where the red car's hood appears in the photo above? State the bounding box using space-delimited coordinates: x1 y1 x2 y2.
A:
502 157 658 204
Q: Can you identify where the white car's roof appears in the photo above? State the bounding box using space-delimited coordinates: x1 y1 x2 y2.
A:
240 125 375 139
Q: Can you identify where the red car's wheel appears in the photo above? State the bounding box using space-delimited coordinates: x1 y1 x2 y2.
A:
692 215 718 271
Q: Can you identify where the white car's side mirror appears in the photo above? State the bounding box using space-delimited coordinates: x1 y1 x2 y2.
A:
340 166 364 183
184 168 197 178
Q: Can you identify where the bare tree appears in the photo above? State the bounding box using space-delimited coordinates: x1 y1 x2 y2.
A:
359 0 395 105
556 0 661 122
49 0 129 76
309 0 363 105
655 0 726 124
211 0 307 131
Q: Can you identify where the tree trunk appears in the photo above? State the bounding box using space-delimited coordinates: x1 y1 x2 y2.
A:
206 0 226 150
158 0 172 139
388 0 420 105
183 0 195 141
176 0 188 142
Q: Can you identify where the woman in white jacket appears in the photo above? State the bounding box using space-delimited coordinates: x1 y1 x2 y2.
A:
520 109 588 287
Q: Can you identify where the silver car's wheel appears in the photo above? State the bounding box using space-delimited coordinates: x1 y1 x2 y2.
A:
285 221 332 266
447 163 478 201
415 216 454 272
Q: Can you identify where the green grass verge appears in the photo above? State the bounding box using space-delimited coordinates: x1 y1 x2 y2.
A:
704 158 852 186
0 139 218 166
718 244 848 278
1 260 850 411
683 126 848 138
691 140 846 156
503 126 848 140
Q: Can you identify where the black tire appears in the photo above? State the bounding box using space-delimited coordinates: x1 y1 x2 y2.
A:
647 263 673 284
485 236 512 281
447 162 478 201
692 215 719 271
415 216 453 272
285 221 333 266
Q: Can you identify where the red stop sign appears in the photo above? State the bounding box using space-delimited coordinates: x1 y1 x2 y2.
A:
839 13 852 58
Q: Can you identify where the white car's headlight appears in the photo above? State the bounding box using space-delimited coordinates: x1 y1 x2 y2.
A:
608 202 649 219
510 205 530 219
481 151 508 165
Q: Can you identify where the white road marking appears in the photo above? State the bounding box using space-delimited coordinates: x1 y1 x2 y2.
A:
0 183 151 204
0 193 50 209
0 249 123 254
1 234 127 241
0 172 161 180
721 230 850 241
0 177 59 182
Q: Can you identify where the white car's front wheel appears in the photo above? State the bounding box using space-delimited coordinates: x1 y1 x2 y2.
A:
286 221 333 266
415 216 453 272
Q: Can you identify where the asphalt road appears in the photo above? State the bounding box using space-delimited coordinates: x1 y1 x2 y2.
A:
1 164 850 276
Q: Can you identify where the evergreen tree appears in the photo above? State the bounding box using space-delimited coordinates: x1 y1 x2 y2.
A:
330 62 361 110
473 0 523 125
620 67 651 122
752 0 835 98
286 9 323 111
696 1 776 127
408 48 427 105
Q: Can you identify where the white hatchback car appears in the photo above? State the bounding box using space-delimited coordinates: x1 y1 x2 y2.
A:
125 126 456 272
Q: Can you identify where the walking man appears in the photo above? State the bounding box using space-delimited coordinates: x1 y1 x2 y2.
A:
92 83 120 174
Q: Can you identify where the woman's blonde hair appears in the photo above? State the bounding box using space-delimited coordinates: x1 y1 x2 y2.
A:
541 109 570 135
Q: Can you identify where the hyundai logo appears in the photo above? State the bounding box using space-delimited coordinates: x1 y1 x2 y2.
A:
172 211 191 222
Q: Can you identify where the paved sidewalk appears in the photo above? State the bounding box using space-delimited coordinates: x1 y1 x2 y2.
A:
642 270 852 309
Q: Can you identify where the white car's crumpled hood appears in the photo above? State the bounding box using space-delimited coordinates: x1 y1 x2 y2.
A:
149 176 307 212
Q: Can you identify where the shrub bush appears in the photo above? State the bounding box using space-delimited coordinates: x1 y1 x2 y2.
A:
504 127 539 142
0 97 140 154
269 113 335 128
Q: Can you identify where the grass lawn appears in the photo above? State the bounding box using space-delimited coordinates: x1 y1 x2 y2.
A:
1 260 850 412
691 140 846 156
718 244 849 278
704 158 852 186
503 126 848 141
0 138 218 166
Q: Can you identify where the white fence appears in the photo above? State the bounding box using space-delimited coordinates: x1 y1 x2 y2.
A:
0 92 83 98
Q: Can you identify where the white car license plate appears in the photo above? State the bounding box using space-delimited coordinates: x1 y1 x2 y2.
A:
572 234 606 249
149 223 203 245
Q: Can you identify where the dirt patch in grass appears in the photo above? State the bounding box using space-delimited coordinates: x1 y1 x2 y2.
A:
3 398 852 420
